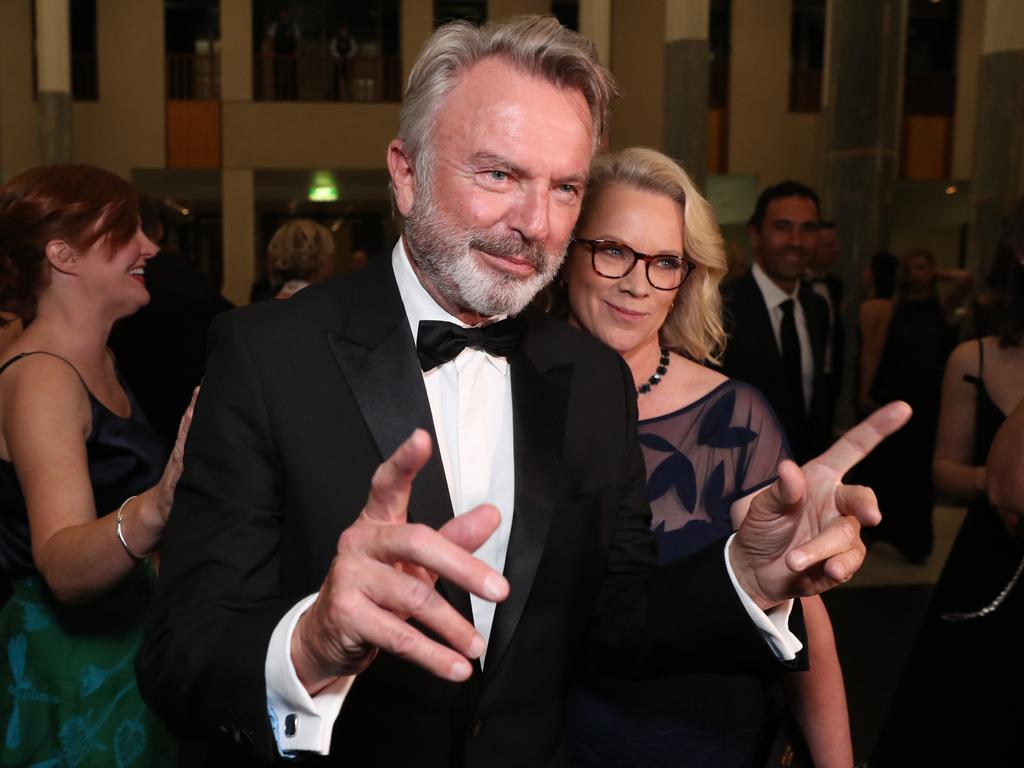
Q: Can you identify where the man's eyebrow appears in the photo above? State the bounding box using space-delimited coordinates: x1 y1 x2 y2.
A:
468 151 520 173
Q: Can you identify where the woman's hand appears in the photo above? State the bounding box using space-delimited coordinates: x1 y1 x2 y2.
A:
151 387 199 525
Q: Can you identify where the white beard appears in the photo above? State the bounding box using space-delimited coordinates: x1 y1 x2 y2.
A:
404 181 565 317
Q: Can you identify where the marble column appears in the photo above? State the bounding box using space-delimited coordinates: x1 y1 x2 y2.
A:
820 0 907 427
663 0 709 189
967 0 1024 282
36 0 72 164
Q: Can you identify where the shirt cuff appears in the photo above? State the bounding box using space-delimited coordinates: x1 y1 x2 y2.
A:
266 593 355 755
723 533 804 661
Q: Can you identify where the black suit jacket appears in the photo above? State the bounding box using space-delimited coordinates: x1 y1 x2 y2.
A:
720 271 831 464
138 254 801 767
804 272 845 421
110 251 234 450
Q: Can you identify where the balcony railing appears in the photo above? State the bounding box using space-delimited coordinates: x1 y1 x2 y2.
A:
167 54 221 100
253 54 402 102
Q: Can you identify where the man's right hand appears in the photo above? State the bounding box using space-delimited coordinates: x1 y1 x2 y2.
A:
291 429 510 695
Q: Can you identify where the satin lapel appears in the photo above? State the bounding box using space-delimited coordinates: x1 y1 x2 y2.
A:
482 345 572 680
325 257 471 623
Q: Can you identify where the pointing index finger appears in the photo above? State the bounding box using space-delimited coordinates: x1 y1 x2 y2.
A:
363 429 433 523
814 401 912 477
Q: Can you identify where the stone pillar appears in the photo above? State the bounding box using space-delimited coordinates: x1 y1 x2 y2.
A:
579 0 612 66
663 0 709 189
36 0 72 164
820 0 907 427
967 0 1024 282
220 0 252 102
222 169 255 306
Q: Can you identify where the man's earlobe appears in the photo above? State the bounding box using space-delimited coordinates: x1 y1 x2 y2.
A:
387 140 417 217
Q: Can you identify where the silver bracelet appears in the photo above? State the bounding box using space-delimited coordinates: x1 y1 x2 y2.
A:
115 495 145 563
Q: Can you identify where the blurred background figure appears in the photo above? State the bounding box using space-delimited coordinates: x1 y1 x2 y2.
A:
860 248 971 564
872 198 1024 766
264 7 301 100
110 194 232 452
720 181 832 464
329 22 358 100
0 164 193 767
266 218 335 299
554 148 852 768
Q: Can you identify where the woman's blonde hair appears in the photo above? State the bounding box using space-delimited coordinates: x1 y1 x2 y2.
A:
266 219 334 285
579 147 728 364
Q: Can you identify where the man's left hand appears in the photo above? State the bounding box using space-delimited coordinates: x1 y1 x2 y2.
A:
731 401 912 610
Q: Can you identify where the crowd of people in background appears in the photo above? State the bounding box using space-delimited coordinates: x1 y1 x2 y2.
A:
0 11 1022 768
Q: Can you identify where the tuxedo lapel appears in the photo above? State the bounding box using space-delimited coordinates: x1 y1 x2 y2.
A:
325 257 472 622
483 322 572 680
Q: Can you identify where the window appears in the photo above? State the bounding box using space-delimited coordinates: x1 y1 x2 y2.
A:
32 0 98 101
166 0 220 99
253 1 401 102
904 0 959 115
788 0 825 113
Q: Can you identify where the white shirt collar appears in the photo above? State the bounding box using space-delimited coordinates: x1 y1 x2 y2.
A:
751 262 800 310
391 240 510 374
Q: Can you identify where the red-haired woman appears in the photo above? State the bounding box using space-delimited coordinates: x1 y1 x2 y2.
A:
0 164 193 766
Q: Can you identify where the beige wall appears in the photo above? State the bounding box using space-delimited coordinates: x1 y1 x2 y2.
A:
608 0 665 151
488 0 551 20
0 1 38 180
72 0 165 178
221 0 252 102
223 103 401 170
402 0 435 85
728 0 821 188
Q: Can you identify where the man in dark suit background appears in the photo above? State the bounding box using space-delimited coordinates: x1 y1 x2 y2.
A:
137 18 906 767
721 182 832 464
805 220 845 434
110 195 233 450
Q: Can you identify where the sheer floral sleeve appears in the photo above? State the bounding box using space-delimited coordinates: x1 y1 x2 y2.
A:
638 379 791 564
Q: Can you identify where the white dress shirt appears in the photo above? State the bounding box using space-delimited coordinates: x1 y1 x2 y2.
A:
264 242 801 755
752 263 814 412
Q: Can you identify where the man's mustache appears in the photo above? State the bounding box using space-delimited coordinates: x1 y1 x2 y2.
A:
469 232 551 270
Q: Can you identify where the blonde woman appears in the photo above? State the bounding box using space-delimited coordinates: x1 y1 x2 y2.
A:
558 148 852 768
266 218 335 299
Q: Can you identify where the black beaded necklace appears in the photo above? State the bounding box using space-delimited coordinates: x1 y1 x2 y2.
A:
637 347 670 395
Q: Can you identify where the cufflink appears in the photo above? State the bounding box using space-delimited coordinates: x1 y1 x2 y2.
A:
284 714 297 737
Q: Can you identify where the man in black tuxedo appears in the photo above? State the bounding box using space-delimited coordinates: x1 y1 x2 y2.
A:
721 182 832 464
138 18 907 767
804 220 845 433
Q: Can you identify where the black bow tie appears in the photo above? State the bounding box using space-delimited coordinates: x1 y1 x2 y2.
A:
416 317 527 372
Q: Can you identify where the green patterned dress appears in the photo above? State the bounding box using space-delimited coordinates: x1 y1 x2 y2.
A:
0 352 176 767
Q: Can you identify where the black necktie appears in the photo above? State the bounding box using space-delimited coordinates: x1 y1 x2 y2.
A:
779 299 805 413
416 317 527 372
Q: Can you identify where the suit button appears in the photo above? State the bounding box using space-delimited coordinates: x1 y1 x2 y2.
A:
471 718 485 736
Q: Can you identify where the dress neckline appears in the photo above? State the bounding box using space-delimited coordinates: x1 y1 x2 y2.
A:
639 379 735 426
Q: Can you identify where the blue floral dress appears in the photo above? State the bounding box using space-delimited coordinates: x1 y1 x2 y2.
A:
0 352 176 768
568 379 790 767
